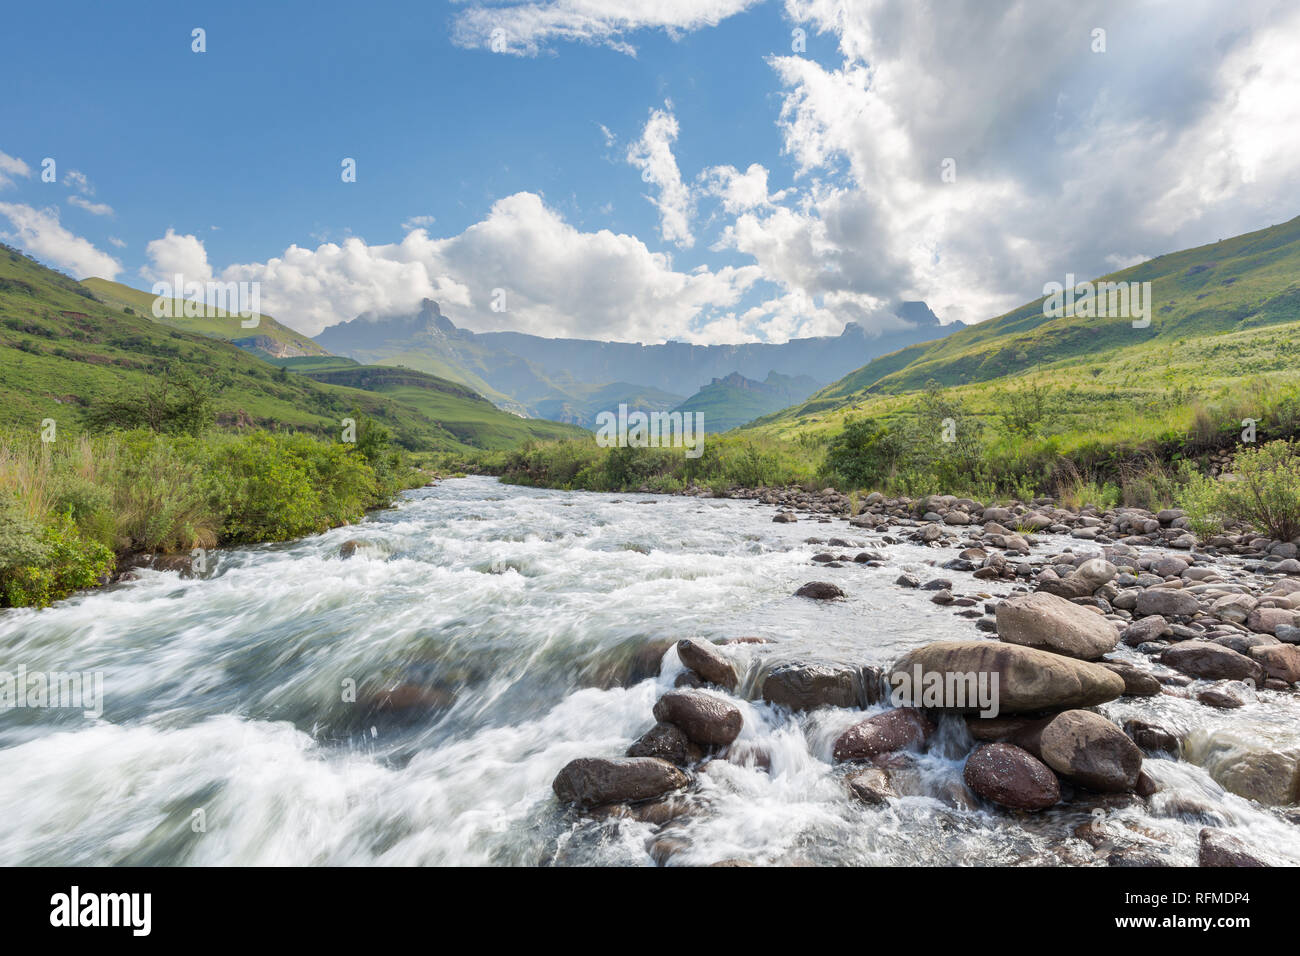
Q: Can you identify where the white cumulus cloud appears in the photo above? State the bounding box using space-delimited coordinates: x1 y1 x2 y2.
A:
0 203 122 279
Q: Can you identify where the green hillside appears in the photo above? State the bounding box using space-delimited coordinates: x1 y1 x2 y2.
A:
777 214 1300 416
82 276 329 360
276 357 588 449
0 246 579 454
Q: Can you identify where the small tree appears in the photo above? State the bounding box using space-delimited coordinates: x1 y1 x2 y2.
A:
83 366 218 436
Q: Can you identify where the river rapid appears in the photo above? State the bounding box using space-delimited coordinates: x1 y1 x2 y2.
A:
1 476 1298 866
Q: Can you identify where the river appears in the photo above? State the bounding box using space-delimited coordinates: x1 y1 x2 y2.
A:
1 476 1297 865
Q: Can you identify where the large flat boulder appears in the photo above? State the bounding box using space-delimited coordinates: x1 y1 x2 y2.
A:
890 640 1126 715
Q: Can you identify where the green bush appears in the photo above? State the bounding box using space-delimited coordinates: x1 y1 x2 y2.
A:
0 508 114 608
1215 440 1300 540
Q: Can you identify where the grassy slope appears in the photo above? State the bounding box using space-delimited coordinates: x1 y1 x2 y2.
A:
82 277 329 358
280 359 588 450
743 216 1300 457
774 215 1300 415
0 247 577 454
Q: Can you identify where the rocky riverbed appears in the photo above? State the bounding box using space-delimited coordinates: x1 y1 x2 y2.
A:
555 487 1300 866
2 476 1297 865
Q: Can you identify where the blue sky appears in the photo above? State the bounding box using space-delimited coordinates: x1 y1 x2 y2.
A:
3 0 1299 344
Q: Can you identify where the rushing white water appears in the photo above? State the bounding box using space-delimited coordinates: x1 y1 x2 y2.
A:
1 476 1297 865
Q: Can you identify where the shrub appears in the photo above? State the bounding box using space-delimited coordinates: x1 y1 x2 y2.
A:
1215 440 1300 540
0 507 114 608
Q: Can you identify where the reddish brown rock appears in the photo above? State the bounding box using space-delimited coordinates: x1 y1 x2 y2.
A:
653 690 743 747
963 743 1061 811
832 708 934 762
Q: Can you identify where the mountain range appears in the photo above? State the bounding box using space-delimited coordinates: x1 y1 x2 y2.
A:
314 299 963 429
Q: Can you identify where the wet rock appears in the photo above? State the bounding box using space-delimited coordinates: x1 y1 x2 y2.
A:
794 581 844 600
833 708 934 762
627 721 702 766
1183 730 1300 806
760 662 881 711
653 690 743 747
895 573 920 588
963 742 1061 811
890 640 1126 714
357 681 457 721
964 714 1052 752
1098 660 1162 697
1198 829 1268 867
1039 710 1143 793
1197 684 1248 709
995 591 1118 660
846 768 896 806
1159 641 1265 683
676 639 738 690
553 757 689 809
1135 589 1199 618
1122 720 1180 755
338 540 365 559
1135 771 1159 798
1249 643 1300 683
772 512 797 523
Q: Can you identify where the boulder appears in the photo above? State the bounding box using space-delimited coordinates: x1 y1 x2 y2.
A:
963 742 1061 811
889 640 1125 714
760 662 881 711
1249 643 1300 683
652 690 743 746
1098 660 1162 697
1159 641 1266 683
833 708 934 762
1211 593 1257 624
846 768 896 806
1198 829 1268 867
1122 719 1180 754
1075 558 1118 590
795 581 844 600
1121 615 1171 646
1039 710 1143 793
995 591 1119 660
1182 729 1300 806
1246 607 1299 635
553 757 689 809
626 721 701 766
1135 588 1199 618
676 639 738 690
